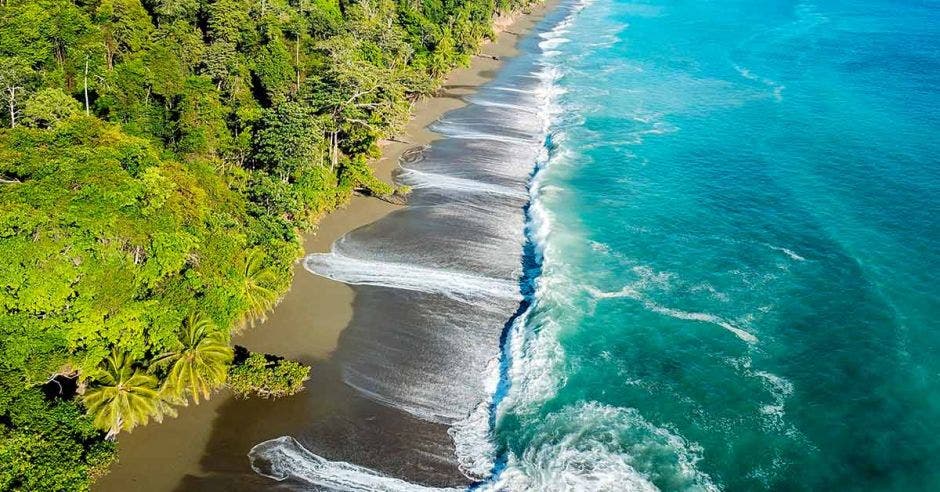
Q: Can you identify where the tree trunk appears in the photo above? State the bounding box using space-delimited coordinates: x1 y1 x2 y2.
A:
84 56 90 115
330 131 338 172
106 418 122 440
295 38 301 90
7 87 16 128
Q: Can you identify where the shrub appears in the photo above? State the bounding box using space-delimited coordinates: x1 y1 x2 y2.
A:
227 347 310 399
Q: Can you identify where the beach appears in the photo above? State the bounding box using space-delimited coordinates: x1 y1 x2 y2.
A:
94 3 557 490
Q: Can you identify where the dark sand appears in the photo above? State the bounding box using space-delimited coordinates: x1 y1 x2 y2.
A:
94 4 557 490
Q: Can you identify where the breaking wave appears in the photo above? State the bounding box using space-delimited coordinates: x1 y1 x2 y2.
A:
484 403 719 492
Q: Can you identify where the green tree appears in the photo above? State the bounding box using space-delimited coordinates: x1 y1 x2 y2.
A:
0 389 115 492
305 33 418 167
22 87 80 128
37 0 97 91
96 0 154 70
236 248 280 327
82 350 172 438
252 34 295 105
0 57 30 128
253 101 324 180
227 351 309 399
175 76 231 156
154 313 233 404
152 0 201 25
205 0 252 45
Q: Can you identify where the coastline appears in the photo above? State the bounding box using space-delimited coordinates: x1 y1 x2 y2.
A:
94 3 557 490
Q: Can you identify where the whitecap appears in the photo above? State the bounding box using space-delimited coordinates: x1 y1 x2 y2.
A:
764 243 806 261
484 402 718 492
587 284 758 343
500 315 568 416
755 370 794 421
538 37 570 50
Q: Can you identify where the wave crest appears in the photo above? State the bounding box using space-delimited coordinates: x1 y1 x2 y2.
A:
486 402 718 492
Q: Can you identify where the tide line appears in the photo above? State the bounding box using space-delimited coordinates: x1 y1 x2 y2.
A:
249 437 460 492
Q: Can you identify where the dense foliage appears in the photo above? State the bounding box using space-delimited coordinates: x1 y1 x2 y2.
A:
0 0 536 488
227 347 310 399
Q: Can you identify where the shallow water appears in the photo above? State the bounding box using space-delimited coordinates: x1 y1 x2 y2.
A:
253 0 940 490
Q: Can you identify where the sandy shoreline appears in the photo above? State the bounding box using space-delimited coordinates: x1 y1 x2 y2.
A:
95 3 556 490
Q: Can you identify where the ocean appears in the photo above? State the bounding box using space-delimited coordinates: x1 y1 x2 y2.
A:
251 0 940 490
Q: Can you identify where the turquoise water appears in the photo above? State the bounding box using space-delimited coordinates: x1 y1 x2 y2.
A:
493 0 940 490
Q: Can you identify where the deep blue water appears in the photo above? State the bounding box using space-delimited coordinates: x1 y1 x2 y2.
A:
491 0 940 489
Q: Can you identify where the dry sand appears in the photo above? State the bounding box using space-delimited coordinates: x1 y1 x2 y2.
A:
95 3 557 490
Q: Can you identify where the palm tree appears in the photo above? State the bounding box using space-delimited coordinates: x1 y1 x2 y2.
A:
155 313 233 404
237 248 280 326
82 350 173 438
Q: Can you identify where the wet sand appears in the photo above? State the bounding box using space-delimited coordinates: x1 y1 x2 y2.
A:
94 4 557 491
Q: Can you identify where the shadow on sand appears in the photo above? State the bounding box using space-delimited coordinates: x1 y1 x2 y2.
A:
172 294 470 491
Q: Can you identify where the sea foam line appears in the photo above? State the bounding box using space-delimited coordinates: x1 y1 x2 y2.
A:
587 285 758 344
250 1 585 490
249 437 462 492
476 0 726 486
764 243 806 261
451 58 560 490
304 251 519 306
458 0 593 487
398 168 528 198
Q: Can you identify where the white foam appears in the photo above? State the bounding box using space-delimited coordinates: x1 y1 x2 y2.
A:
539 28 569 39
727 357 800 436
339 370 460 424
501 314 568 417
482 2 723 489
447 3 588 482
538 37 570 50
448 357 500 479
304 251 519 306
733 64 786 102
755 370 794 421
587 284 758 344
482 402 718 492
590 240 612 254
645 302 758 344
491 86 537 94
439 129 538 145
398 169 528 198
690 282 731 303
249 436 461 491
765 244 806 261
468 98 541 114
